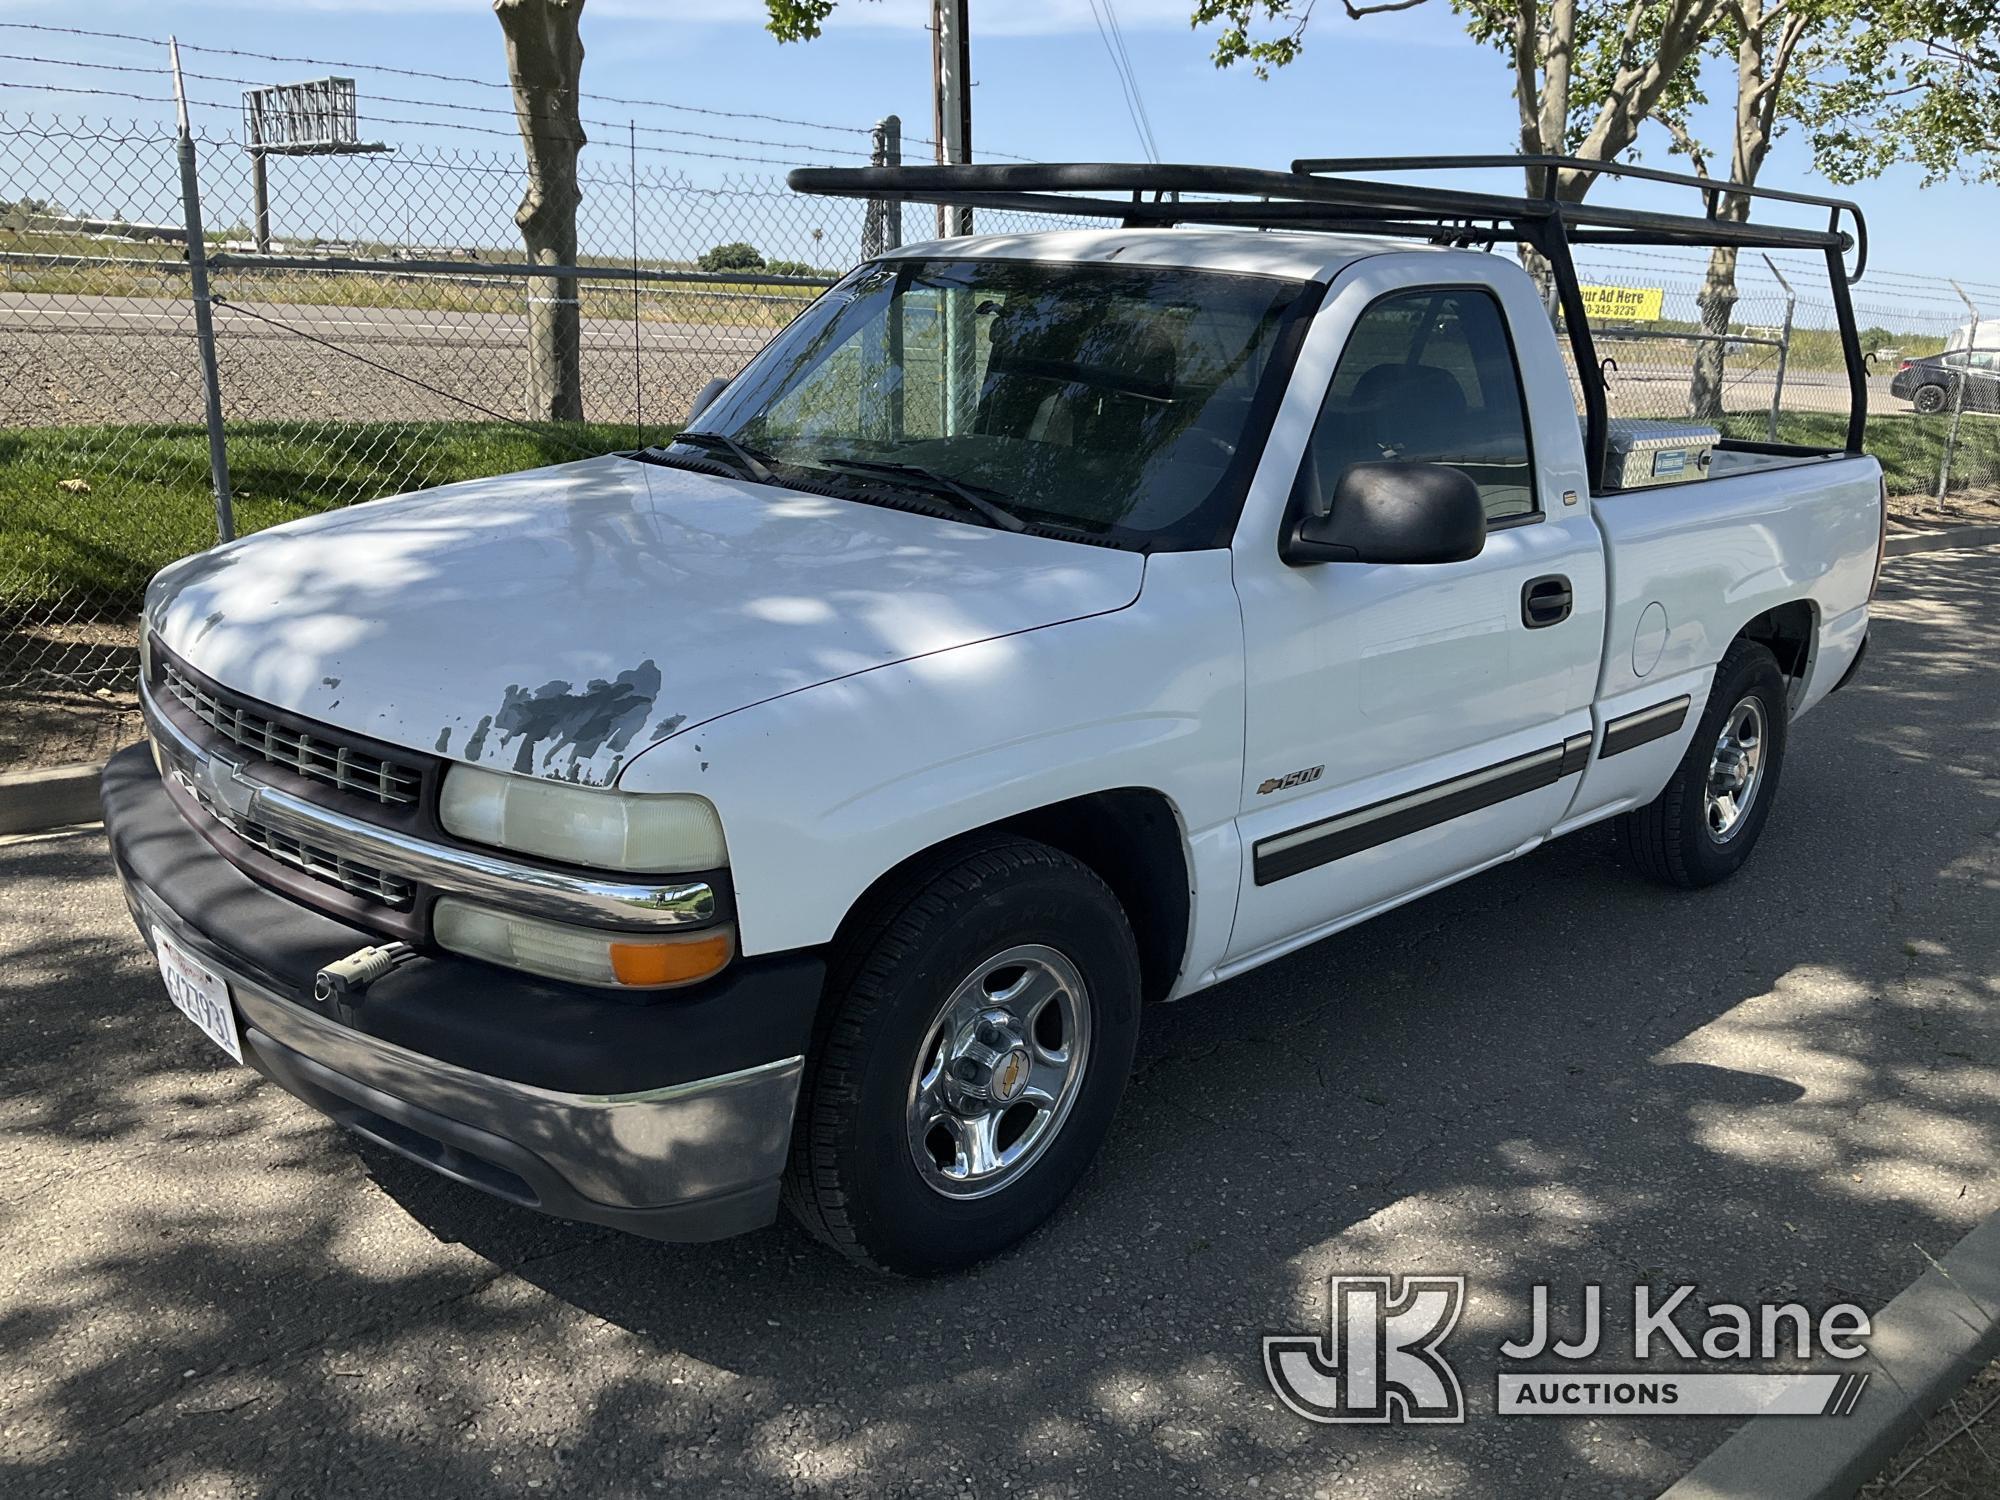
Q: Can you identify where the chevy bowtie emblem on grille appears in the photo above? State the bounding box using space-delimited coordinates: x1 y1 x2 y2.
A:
197 749 260 820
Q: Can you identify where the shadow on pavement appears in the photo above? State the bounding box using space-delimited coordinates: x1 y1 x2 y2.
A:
2 546 1997 1498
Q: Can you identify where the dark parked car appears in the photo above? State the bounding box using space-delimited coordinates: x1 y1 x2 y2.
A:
1891 349 2000 415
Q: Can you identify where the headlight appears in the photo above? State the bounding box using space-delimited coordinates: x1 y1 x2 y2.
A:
434 899 735 989
138 618 154 687
439 764 726 873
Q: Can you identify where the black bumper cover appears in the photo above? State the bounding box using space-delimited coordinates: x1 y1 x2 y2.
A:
101 743 826 1242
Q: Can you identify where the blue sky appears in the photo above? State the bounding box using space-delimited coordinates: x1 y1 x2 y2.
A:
0 0 1991 290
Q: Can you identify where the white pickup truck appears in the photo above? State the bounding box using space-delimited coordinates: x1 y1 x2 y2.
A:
104 159 1885 1274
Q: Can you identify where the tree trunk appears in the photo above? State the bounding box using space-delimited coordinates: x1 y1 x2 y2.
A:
495 0 587 423
1688 241 1742 420
1689 0 1784 421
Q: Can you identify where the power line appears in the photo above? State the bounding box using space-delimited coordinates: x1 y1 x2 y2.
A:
1085 0 1156 162
1101 0 1159 162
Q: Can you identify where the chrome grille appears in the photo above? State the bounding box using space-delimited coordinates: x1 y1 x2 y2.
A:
173 769 415 908
161 660 422 807
233 816 415 907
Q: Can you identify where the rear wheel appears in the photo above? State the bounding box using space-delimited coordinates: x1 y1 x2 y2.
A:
1618 639 1789 889
782 836 1141 1274
1913 383 1950 415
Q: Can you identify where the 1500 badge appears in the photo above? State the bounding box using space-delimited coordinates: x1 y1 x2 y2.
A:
1258 765 1324 795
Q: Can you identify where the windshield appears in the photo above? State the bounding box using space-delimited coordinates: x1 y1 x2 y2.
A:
686 256 1316 548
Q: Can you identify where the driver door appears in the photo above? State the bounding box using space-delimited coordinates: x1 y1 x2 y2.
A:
1225 259 1605 968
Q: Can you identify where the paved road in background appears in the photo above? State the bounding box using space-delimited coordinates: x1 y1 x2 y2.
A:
4 542 1999 1499
4 287 1906 430
3 289 793 428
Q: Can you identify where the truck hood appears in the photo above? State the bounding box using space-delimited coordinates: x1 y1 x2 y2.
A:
148 455 1144 786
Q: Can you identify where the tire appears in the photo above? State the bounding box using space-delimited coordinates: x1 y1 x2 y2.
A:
782 834 1142 1275
1913 383 1949 415
1617 639 1789 889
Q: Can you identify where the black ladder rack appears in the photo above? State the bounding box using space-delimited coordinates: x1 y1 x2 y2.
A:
785 156 1870 492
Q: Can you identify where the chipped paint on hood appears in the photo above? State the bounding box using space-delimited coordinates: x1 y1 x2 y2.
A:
490 661 662 781
147 454 1146 786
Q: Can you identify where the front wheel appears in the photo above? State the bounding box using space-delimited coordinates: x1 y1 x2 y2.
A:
1617 639 1789 889
782 836 1141 1274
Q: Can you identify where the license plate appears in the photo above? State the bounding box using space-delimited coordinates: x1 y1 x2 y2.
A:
154 928 243 1064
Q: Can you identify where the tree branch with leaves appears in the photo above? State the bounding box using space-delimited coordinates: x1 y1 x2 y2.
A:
1665 0 2000 415
1192 0 1724 202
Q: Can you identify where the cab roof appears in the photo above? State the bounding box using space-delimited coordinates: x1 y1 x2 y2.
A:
876 227 1435 283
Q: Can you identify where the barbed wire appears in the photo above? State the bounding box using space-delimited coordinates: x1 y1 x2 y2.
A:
0 47 881 159
0 28 1041 165
0 17 1014 158
1573 243 1999 310
0 78 880 168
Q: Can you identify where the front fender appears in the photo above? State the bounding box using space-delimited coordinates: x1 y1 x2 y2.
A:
616 550 1246 962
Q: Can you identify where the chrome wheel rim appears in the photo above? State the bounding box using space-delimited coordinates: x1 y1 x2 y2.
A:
906 944 1091 1200
1705 695 1767 842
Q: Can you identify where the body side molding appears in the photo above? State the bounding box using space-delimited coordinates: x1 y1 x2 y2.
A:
1600 695 1692 758
1253 739 1583 886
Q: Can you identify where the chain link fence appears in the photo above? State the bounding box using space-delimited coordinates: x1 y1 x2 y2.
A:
4 57 1997 772
0 103 889 771
1558 244 1999 500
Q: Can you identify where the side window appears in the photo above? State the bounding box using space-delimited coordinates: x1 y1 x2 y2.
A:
1304 287 1537 523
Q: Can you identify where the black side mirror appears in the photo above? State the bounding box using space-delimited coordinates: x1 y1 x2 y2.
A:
686 376 729 424
1282 460 1487 566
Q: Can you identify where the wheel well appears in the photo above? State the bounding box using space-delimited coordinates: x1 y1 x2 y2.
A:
835 790 1194 1006
999 790 1191 1003
1737 599 1816 703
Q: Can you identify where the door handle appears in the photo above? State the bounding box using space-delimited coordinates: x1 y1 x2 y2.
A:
1522 574 1573 629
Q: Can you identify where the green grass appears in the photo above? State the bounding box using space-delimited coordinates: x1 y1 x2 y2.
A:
0 419 645 619
1718 409 2000 497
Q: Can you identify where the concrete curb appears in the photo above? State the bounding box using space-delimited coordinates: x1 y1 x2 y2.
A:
1659 1209 2000 1500
1886 523 2000 557
0 761 105 837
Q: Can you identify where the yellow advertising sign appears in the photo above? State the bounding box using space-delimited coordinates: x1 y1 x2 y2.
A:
1578 283 1666 323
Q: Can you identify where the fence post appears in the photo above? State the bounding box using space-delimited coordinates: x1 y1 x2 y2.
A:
1937 282 1979 509
1760 254 1795 444
169 37 235 544
864 115 901 258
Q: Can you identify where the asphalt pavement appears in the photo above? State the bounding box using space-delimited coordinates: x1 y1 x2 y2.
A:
2 287 1899 431
3 541 1998 1499
1 289 779 428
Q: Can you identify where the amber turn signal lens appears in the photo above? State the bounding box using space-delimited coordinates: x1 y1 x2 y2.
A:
609 928 735 988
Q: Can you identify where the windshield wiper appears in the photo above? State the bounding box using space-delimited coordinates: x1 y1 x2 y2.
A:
657 429 774 483
810 457 1028 533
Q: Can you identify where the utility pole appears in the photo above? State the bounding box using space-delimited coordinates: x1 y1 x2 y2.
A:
932 0 971 239
931 0 973 437
863 114 902 257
